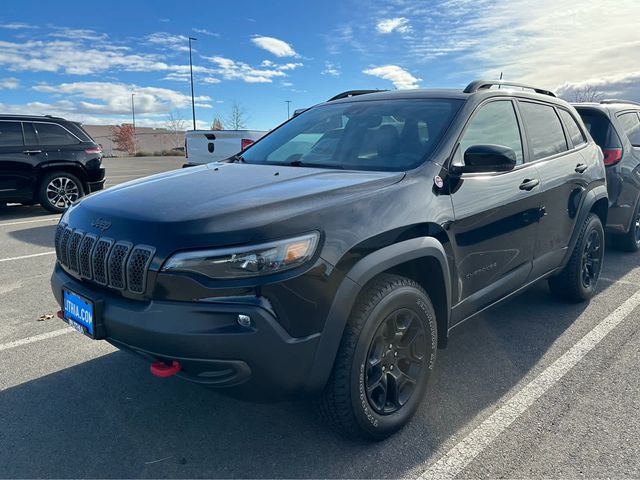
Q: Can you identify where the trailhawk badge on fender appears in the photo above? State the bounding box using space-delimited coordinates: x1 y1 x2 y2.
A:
434 175 444 188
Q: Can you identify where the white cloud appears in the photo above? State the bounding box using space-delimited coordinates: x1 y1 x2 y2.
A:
557 72 640 102
376 17 411 34
363 65 421 89
0 22 35 29
50 28 108 41
251 36 298 57
205 55 301 83
146 32 190 52
32 81 211 115
192 28 219 37
0 77 19 89
322 61 340 76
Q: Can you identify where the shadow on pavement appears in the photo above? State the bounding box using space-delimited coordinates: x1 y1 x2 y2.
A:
1 248 638 478
0 203 57 222
8 224 57 248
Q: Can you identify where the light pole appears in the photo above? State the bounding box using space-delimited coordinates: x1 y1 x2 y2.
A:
188 36 197 130
285 100 291 119
131 93 136 155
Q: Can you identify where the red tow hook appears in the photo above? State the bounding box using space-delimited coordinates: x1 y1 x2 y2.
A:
150 360 182 378
56 310 64 319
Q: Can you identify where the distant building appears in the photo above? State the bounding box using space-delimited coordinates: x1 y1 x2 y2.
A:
83 125 185 156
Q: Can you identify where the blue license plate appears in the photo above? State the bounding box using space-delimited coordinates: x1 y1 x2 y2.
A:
63 289 94 336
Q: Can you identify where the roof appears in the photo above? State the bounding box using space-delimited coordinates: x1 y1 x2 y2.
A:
573 100 640 113
0 114 69 122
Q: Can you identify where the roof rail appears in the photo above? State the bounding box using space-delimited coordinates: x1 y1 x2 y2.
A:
328 89 387 101
464 80 556 98
600 99 640 107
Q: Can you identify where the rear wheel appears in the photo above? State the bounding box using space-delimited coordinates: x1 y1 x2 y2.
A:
318 274 437 440
38 171 84 213
614 201 640 252
549 213 604 302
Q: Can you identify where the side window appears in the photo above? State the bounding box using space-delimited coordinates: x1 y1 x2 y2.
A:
617 112 640 146
460 101 524 165
519 102 568 160
33 123 79 146
0 121 24 147
23 123 38 145
558 109 587 147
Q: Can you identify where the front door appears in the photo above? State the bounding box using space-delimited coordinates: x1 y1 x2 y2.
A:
448 100 543 324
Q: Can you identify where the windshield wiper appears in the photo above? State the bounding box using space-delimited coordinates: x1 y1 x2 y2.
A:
225 154 246 163
287 160 344 169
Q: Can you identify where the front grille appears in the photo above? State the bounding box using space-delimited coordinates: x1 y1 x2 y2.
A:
55 223 155 295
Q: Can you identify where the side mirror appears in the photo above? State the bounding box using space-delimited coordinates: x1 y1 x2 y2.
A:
462 144 517 173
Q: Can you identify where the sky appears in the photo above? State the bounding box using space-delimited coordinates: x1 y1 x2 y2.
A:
0 0 639 131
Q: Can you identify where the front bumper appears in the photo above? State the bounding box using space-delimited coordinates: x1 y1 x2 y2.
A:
51 264 321 399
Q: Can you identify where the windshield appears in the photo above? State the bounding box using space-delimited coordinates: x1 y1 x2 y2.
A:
241 98 463 171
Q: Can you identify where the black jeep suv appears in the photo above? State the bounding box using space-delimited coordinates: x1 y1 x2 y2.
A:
0 115 105 213
51 81 607 440
574 101 640 251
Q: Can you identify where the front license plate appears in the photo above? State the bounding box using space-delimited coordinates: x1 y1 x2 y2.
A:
63 289 95 337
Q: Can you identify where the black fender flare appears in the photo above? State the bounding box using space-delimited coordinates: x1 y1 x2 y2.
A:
303 236 451 393
561 184 608 268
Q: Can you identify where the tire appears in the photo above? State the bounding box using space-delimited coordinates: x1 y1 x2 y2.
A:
37 171 84 214
614 201 640 253
318 274 437 441
548 213 604 302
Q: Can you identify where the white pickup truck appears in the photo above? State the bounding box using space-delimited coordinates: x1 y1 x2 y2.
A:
184 129 267 166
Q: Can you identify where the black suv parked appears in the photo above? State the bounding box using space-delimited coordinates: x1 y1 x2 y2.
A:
574 101 640 251
51 81 607 440
0 115 105 213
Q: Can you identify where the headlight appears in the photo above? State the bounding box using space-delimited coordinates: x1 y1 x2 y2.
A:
161 232 320 279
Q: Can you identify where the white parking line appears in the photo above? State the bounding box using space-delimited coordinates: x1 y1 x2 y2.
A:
0 251 56 263
417 288 640 480
0 328 72 353
0 217 58 227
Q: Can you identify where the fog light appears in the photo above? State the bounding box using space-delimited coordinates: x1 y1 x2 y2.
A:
237 314 252 328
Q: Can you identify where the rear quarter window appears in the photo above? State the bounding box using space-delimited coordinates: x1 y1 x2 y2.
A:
617 112 640 146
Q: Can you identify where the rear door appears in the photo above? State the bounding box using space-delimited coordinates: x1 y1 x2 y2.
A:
0 121 36 200
449 99 543 323
519 101 589 277
32 121 84 160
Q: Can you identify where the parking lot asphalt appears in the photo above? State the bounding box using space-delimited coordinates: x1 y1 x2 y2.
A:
1 156 639 478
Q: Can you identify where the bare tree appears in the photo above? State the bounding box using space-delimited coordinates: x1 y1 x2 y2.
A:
225 102 249 130
211 117 224 130
111 124 136 155
569 85 604 103
165 111 187 150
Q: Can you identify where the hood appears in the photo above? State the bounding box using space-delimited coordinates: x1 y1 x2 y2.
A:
65 163 404 253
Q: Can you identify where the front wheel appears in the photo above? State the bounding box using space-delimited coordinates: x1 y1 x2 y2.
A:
549 213 604 302
38 171 84 213
318 274 437 440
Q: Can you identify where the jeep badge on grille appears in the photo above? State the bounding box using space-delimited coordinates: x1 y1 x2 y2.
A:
91 217 112 232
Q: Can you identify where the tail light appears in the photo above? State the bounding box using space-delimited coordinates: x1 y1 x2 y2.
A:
241 138 254 150
84 145 102 155
602 148 623 166
185 137 188 158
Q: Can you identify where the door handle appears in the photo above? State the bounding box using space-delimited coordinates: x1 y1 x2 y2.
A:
519 178 540 191
22 150 42 155
575 163 588 173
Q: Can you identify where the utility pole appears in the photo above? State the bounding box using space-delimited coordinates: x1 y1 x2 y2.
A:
188 36 197 130
285 100 291 119
131 93 136 155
